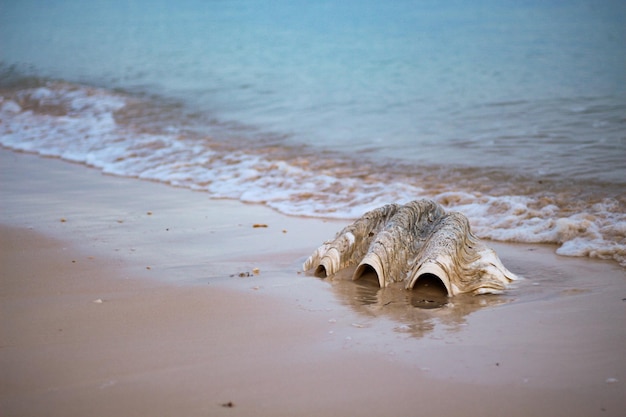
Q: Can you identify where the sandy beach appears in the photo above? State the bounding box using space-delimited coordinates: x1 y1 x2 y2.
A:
1 148 625 417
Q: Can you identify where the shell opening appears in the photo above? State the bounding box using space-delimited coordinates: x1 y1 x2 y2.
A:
408 262 453 296
314 265 328 278
411 273 449 297
353 262 385 288
409 272 450 309
353 264 379 286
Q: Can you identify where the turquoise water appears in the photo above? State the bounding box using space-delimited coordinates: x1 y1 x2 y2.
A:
1 0 625 265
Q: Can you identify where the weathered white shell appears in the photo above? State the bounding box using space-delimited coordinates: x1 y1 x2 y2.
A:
303 200 517 295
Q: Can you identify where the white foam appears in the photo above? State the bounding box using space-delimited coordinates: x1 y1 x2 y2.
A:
1 99 22 113
1 83 624 267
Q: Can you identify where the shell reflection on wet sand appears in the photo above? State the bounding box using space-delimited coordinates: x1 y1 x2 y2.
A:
329 273 513 338
303 200 517 296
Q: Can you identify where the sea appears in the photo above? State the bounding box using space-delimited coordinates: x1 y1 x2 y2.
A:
1 0 625 266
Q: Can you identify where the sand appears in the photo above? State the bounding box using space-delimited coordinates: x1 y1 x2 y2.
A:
1 148 625 417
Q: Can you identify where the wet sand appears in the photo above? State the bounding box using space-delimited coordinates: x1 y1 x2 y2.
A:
1 148 625 417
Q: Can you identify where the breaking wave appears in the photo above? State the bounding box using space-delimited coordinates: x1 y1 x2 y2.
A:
1 81 624 266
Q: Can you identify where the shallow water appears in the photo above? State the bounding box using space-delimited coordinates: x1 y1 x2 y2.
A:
1 0 625 266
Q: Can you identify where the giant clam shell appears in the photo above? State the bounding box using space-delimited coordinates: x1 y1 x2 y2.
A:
303 199 517 295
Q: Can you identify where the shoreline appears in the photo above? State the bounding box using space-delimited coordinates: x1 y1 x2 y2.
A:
1 148 625 416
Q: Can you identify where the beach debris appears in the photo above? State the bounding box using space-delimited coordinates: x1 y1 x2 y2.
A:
231 271 255 277
231 268 260 277
146 211 153 215
60 217 67 223
221 401 235 408
605 377 619 384
303 199 517 296
253 223 268 228
93 298 104 304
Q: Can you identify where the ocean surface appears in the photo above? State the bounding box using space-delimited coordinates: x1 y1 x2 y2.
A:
1 0 625 266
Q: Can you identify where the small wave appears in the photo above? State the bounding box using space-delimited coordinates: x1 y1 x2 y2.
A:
1 81 624 267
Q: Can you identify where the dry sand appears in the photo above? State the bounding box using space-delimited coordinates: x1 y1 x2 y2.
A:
1 148 625 417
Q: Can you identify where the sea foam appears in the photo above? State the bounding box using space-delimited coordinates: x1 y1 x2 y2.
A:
1 82 624 267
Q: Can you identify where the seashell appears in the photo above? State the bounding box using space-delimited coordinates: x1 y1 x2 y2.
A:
303 199 517 296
